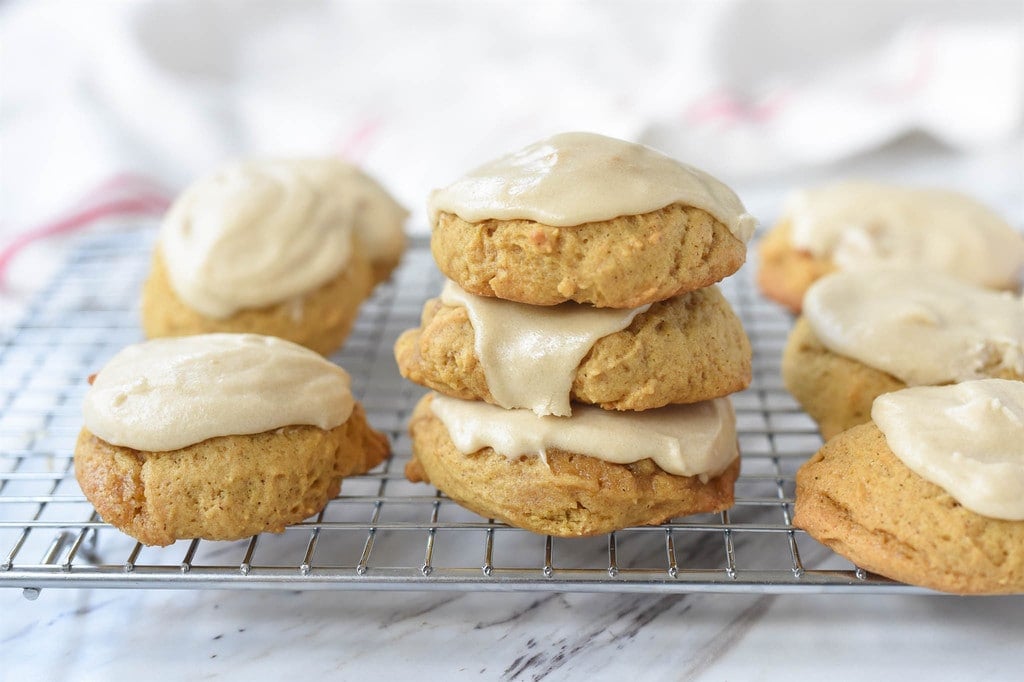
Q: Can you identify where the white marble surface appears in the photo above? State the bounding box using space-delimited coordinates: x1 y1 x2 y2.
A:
4 586 1024 680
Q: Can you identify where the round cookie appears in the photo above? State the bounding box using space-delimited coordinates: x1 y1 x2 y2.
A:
432 204 747 308
428 132 755 309
794 422 1024 595
782 316 906 440
405 394 739 537
143 157 406 355
142 247 372 356
757 181 1024 314
396 285 751 412
74 333 390 546
75 404 388 547
782 268 1024 439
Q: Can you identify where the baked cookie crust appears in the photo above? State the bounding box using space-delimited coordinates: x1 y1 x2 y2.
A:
756 221 836 314
794 422 1024 595
431 204 746 308
396 286 751 412
405 394 738 537
75 404 389 546
141 248 373 356
782 316 1023 440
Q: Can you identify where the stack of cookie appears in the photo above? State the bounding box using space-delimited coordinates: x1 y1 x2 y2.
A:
396 132 757 537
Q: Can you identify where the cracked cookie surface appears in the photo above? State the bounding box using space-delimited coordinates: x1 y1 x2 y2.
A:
431 204 746 308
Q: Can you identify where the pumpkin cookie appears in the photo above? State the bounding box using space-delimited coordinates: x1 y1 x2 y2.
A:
75 334 389 546
757 181 1023 313
782 268 1024 439
142 157 406 354
794 380 1024 595
396 284 751 413
406 393 739 537
428 132 756 308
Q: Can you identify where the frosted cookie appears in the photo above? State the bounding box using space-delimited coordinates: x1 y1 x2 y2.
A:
141 158 407 354
396 282 751 414
429 132 756 308
758 181 1024 313
74 334 389 546
794 380 1024 595
405 393 739 537
782 268 1024 439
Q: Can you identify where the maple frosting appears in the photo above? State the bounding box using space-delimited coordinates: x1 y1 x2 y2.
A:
83 334 354 452
430 394 738 480
428 132 756 242
784 181 1024 289
872 379 1024 521
440 281 649 416
804 268 1024 386
160 158 407 318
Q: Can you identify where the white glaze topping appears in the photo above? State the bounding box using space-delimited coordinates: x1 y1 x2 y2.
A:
804 268 1024 386
83 334 355 452
428 132 756 242
160 158 406 318
872 379 1024 521
343 164 409 267
430 394 738 480
440 281 650 416
785 181 1024 289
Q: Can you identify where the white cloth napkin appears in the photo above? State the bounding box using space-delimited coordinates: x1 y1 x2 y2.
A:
0 0 1020 310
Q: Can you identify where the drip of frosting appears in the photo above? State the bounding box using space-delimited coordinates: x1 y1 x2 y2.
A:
804 268 1024 386
428 132 756 242
430 394 738 480
785 181 1024 289
872 379 1024 521
440 281 650 416
160 158 406 318
83 334 355 452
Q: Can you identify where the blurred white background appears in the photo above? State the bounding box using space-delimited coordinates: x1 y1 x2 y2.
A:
1 0 1022 313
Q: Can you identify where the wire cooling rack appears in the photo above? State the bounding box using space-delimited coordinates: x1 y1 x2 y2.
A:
0 224 927 599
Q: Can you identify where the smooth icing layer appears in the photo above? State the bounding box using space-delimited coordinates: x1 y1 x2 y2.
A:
872 379 1024 521
804 268 1024 386
343 165 409 267
440 281 650 416
160 158 406 318
428 132 756 242
430 394 738 480
83 334 355 452
785 181 1024 288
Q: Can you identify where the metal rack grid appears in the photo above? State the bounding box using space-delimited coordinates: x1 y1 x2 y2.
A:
0 224 928 598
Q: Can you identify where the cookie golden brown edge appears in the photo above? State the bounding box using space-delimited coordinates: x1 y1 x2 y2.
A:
75 403 388 547
405 394 738 537
794 422 1024 595
142 247 374 356
782 316 1023 440
432 204 746 309
396 285 751 412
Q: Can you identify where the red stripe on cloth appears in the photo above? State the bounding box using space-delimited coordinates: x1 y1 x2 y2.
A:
684 89 791 126
337 119 382 163
0 192 171 286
